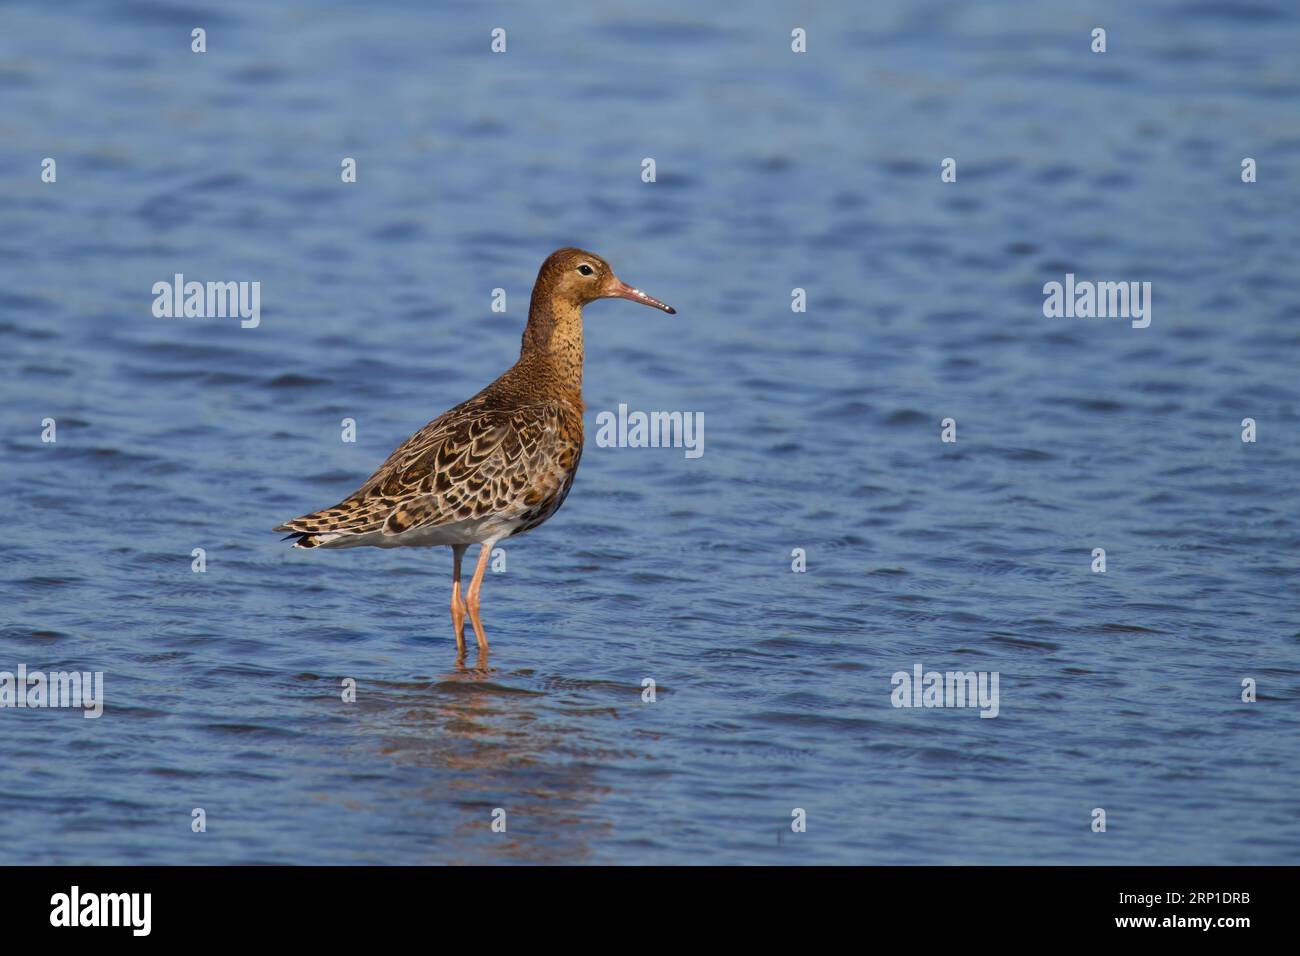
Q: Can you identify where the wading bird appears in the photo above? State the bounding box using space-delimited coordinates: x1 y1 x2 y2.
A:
275 248 675 659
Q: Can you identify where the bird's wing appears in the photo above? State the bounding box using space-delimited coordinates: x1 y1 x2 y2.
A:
274 401 581 539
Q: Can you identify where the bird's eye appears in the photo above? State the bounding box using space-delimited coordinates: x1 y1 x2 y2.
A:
577 264 595 276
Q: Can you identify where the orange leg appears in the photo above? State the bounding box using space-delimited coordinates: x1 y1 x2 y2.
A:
465 542 493 653
450 544 468 656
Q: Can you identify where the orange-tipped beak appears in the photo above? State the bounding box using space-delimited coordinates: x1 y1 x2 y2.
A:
605 278 676 314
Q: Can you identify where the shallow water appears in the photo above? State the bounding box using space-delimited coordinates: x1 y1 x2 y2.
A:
1 1 1298 864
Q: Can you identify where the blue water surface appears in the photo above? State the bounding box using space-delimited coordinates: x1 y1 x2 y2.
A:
1 0 1297 864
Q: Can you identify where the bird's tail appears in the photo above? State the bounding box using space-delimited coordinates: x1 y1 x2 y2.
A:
277 530 324 549
275 500 375 549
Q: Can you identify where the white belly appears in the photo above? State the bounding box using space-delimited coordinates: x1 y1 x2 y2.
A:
310 514 526 550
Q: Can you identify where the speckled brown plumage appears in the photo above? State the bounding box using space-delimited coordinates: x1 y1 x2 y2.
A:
276 390 583 548
274 247 675 657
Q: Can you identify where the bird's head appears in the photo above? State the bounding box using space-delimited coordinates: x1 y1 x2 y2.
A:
537 247 675 315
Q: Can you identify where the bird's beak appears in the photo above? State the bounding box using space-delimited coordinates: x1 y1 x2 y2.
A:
604 277 676 314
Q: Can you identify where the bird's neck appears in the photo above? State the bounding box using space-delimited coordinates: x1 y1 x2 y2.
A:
519 297 584 399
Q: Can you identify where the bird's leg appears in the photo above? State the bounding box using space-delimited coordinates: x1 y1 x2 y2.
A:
450 544 468 656
465 542 493 653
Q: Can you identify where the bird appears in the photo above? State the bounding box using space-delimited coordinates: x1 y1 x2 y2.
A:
274 247 675 659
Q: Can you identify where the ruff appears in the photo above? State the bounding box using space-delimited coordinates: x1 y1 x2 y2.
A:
275 247 675 657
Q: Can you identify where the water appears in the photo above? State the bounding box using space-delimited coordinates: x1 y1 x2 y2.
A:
2 0 1298 864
